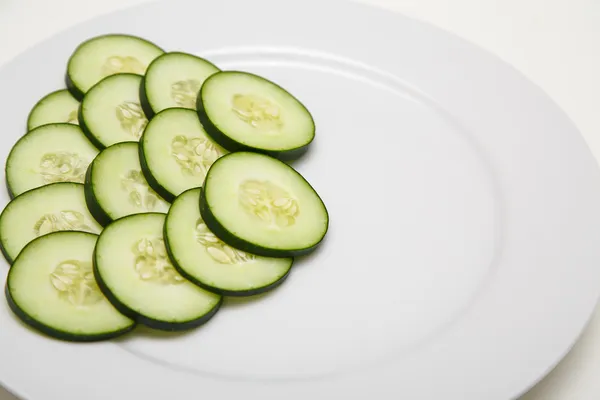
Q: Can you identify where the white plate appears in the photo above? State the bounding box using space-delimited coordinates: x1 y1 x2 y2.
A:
1 0 600 398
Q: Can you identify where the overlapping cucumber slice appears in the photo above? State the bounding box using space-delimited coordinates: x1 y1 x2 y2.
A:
165 188 293 296
6 231 135 341
200 152 328 258
140 51 219 118
66 34 164 100
94 213 222 330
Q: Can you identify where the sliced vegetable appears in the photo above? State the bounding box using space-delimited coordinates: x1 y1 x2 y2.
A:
197 71 315 160
165 188 293 296
200 152 328 258
79 73 148 149
6 231 135 341
93 213 222 330
139 108 227 202
85 142 169 226
1 33 329 342
0 183 102 264
66 34 163 100
27 89 80 130
6 123 99 198
140 52 220 118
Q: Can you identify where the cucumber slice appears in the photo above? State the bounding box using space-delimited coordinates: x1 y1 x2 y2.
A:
140 108 227 202
80 73 148 149
85 142 169 226
165 188 293 296
6 231 135 342
94 213 222 330
66 34 164 100
197 71 315 160
200 152 328 258
6 123 99 198
140 52 220 118
0 183 102 264
27 90 80 130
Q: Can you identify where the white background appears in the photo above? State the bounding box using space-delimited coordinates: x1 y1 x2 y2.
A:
0 0 599 398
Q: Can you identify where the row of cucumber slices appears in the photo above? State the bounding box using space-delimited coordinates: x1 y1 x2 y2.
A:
2 34 328 341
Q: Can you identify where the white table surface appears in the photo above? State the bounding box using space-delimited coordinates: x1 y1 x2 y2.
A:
1 0 599 398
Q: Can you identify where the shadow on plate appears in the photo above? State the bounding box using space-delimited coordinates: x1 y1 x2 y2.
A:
292 234 329 267
223 284 285 309
117 324 199 341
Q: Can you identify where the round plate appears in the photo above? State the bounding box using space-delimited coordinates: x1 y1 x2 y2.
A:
1 0 600 399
